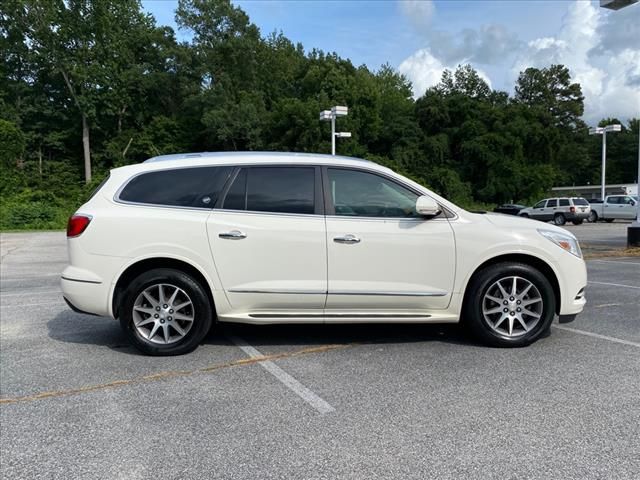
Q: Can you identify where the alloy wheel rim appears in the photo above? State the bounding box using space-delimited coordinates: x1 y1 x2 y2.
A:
132 283 195 344
482 276 543 338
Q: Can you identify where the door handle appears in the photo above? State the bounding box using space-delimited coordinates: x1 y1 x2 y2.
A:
334 234 360 244
219 230 247 240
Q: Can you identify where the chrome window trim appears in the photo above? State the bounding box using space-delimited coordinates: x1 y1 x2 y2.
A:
212 208 325 219
113 161 457 220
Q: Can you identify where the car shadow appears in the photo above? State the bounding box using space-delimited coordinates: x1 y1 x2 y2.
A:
47 310 482 355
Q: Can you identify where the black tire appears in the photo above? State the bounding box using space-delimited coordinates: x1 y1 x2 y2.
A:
605 218 615 223
588 211 598 223
553 213 566 226
571 219 583 225
119 268 213 356
462 262 556 348
520 213 529 218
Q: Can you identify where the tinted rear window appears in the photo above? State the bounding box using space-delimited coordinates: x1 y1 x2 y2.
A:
573 198 589 206
119 166 233 208
222 167 315 214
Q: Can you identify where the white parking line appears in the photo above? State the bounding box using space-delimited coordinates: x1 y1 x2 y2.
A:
588 281 640 290
553 325 640 348
228 335 335 414
0 290 60 297
590 259 640 266
1 301 65 309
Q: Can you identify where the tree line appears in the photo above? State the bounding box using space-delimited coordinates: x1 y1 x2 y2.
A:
1 0 638 229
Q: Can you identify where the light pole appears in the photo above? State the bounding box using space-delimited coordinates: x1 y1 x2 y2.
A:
589 124 621 200
320 106 350 155
630 124 640 246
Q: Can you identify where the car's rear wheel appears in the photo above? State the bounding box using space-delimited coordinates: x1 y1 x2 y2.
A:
119 268 213 355
572 219 583 225
588 211 598 223
463 263 556 347
553 213 566 225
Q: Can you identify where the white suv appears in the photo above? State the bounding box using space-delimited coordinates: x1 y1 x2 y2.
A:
62 152 587 355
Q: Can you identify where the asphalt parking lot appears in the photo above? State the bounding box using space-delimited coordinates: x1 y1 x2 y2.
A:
1 226 639 480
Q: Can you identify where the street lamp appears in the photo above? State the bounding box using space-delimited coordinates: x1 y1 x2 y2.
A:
589 124 621 201
320 106 350 155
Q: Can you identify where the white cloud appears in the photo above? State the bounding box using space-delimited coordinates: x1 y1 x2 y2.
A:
398 48 492 98
511 0 640 123
398 0 435 31
398 49 445 97
398 0 639 122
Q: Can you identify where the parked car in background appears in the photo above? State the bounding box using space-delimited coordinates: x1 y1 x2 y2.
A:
588 195 638 223
61 152 586 355
493 204 527 216
518 197 591 225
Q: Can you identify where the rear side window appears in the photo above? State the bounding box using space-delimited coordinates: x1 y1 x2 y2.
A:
607 196 621 204
119 166 233 208
559 199 570 207
572 198 589 206
547 199 558 207
222 167 315 215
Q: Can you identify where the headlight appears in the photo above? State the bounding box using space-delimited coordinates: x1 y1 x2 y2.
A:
538 229 582 258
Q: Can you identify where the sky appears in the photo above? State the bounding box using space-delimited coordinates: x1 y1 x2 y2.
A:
142 0 640 125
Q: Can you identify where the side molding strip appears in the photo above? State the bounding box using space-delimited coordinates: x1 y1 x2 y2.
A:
229 289 447 297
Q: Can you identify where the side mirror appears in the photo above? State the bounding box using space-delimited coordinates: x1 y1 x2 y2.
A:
416 195 441 217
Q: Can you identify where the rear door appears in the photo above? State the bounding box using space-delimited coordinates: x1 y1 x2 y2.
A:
544 199 558 221
207 165 327 312
604 196 621 218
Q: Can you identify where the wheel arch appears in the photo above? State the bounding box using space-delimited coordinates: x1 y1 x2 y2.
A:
111 257 215 319
462 253 561 316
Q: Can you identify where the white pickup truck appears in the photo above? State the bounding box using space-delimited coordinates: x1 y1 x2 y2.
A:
588 195 638 223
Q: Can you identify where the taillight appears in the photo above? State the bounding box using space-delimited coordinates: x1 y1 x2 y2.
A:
67 215 92 237
570 206 576 213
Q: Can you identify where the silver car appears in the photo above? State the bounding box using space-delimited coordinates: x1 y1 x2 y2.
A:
519 197 591 226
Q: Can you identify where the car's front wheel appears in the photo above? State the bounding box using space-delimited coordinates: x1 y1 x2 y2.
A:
119 268 213 355
463 262 556 347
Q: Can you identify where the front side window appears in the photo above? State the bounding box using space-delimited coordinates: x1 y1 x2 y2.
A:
328 168 419 218
533 200 546 209
223 167 315 215
547 199 558 208
118 166 233 208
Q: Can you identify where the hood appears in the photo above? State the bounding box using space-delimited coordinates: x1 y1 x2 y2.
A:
482 212 576 239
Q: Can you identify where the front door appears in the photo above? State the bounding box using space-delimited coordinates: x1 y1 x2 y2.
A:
530 200 547 220
207 165 327 311
323 167 455 313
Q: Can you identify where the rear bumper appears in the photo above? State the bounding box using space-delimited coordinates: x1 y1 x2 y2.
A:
61 267 111 317
565 212 590 220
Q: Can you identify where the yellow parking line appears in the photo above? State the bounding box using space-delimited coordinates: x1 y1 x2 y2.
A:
0 343 351 406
